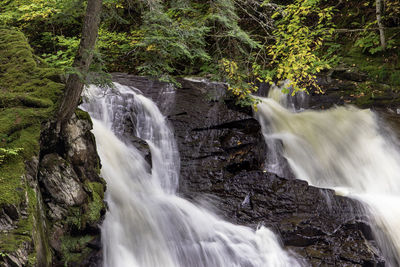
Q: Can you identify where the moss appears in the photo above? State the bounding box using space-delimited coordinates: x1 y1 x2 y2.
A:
0 27 64 202
75 108 92 123
390 71 400 86
64 181 105 232
24 186 52 266
60 235 94 266
0 28 64 266
66 207 83 231
27 253 37 266
0 158 25 205
342 48 400 87
84 182 105 224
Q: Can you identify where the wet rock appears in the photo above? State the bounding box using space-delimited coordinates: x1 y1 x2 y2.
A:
213 171 384 265
0 204 18 232
130 136 152 167
113 74 385 266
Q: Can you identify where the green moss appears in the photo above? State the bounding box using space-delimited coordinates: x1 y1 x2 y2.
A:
85 182 105 224
60 235 94 266
63 181 105 233
0 158 25 205
390 71 400 86
58 181 105 265
28 253 37 266
75 108 92 123
342 49 400 87
0 28 64 266
66 207 83 231
0 27 64 201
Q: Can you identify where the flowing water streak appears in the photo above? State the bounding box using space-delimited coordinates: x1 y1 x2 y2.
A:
81 83 301 267
256 87 400 265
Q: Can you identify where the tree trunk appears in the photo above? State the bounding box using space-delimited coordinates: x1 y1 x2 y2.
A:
57 0 103 123
376 0 386 50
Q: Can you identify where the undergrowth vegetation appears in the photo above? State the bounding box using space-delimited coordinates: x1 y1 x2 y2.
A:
0 0 399 104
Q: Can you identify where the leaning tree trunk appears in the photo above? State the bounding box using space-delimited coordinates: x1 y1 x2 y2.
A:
57 0 103 124
376 0 386 50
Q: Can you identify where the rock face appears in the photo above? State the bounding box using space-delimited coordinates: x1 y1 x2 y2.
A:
212 171 384 266
0 29 105 267
38 113 106 266
112 74 385 266
40 153 87 207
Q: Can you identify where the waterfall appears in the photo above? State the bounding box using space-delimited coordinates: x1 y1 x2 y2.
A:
256 86 400 265
81 83 301 267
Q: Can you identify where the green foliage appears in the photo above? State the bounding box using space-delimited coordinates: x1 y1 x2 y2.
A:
221 59 259 107
132 0 261 84
41 35 79 69
263 0 335 93
135 1 210 83
354 30 395 55
97 28 142 72
2 0 398 108
205 0 260 59
0 148 23 166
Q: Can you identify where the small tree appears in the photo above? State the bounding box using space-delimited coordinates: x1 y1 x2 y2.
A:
376 0 386 50
57 0 103 124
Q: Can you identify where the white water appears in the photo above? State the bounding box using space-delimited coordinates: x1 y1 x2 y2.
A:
256 87 400 265
81 83 301 267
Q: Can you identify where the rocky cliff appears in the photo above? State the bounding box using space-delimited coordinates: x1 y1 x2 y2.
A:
0 29 105 266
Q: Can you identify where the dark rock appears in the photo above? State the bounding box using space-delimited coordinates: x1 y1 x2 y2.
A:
0 204 19 231
331 67 368 82
129 136 152 167
212 171 384 266
63 114 102 183
307 72 400 110
113 74 386 266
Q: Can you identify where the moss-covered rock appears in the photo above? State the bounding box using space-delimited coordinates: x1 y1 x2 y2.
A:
0 28 64 266
0 28 106 266
38 113 106 266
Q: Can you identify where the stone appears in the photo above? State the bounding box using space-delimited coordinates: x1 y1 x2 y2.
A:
38 113 106 266
39 153 87 206
129 136 152 167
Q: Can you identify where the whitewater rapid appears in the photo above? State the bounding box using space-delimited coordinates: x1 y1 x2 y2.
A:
81 83 302 267
256 86 400 266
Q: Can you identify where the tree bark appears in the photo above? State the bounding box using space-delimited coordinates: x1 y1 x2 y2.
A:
57 0 103 123
376 0 386 50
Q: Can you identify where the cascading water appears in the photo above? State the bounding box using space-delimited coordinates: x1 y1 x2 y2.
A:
258 81 309 178
81 83 302 267
256 86 400 265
